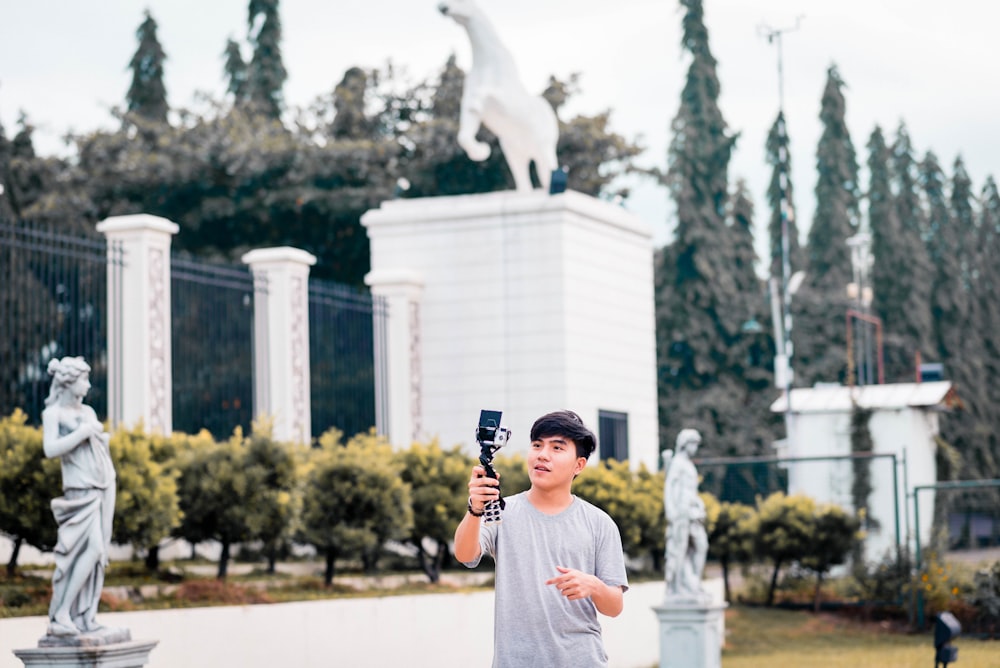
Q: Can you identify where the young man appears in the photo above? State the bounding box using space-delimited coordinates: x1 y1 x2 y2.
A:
454 410 628 668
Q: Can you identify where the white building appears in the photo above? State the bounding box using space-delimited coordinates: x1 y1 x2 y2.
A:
770 381 957 561
361 190 659 470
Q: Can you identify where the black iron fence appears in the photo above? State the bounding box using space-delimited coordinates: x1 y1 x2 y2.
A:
309 278 386 440
0 219 121 422
171 256 262 439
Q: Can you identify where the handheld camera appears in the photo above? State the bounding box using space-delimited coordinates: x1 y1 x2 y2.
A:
476 409 510 524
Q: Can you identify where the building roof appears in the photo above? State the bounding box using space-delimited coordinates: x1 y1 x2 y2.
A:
770 381 957 414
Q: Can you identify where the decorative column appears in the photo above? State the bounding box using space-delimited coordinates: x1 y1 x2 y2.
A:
242 247 316 444
364 268 424 447
96 214 178 434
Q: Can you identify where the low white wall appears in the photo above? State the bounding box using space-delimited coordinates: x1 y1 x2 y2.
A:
2 581 682 668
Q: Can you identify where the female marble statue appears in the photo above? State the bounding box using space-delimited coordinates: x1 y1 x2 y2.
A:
41 357 116 636
663 428 708 600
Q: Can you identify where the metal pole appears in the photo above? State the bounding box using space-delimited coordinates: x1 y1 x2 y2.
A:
760 18 802 448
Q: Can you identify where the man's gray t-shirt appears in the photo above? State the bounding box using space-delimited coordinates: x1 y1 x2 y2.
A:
464 492 629 668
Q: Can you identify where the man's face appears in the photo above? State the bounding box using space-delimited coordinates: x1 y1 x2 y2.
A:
527 435 587 490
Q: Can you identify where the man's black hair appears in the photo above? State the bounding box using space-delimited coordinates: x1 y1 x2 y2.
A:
530 410 597 460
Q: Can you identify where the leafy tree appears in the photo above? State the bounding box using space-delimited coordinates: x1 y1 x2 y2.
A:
755 492 816 606
574 460 664 562
800 504 860 611
634 464 668 570
108 424 181 570
174 429 266 578
397 440 472 582
708 501 755 603
492 451 530 498
765 111 804 281
126 10 168 124
300 429 412 585
330 67 374 141
242 423 301 573
246 0 287 119
0 410 61 575
793 65 859 386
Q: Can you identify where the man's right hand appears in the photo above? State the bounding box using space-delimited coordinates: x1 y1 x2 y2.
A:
467 465 500 515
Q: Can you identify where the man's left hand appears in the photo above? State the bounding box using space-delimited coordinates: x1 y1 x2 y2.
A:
546 566 602 601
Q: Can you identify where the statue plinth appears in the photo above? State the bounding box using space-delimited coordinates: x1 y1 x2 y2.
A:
14 638 158 668
38 627 132 648
652 598 726 668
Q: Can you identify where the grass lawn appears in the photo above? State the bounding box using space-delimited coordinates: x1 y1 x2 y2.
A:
723 605 995 667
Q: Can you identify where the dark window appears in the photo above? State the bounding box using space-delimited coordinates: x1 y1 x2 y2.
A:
598 410 629 461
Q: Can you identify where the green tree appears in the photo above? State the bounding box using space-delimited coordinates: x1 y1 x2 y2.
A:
492 451 531 498
973 177 1000 481
0 411 61 575
397 440 472 582
800 504 860 611
755 492 816 606
300 430 412 585
242 424 301 574
793 65 859 386
174 429 265 578
108 424 181 571
849 404 875 562
574 460 664 562
330 67 374 141
708 501 755 603
223 38 249 106
656 0 772 457
126 10 168 124
634 465 668 569
877 122 935 380
922 151 967 373
247 0 287 119
765 111 804 281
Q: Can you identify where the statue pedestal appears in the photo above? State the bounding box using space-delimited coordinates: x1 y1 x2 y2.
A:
652 598 726 668
13 639 157 668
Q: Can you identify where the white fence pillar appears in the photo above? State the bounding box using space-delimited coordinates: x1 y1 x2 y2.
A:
96 214 179 434
242 247 316 444
364 269 424 447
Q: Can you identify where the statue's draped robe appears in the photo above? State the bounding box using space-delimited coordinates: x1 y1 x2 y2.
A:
49 420 116 631
664 454 701 596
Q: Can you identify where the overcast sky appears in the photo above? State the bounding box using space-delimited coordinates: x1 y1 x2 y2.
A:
1 0 997 255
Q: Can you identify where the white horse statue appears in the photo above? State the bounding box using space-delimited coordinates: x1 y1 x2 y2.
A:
438 0 560 192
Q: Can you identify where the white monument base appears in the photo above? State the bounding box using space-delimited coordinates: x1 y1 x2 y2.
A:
13 639 157 668
652 599 726 668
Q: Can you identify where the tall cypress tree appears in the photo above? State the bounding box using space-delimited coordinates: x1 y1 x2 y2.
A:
765 112 804 282
867 125 926 383
223 38 249 107
655 0 770 457
247 0 287 119
126 10 168 123
888 122 934 374
924 153 971 369
730 180 773 390
793 65 859 386
973 177 1000 479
